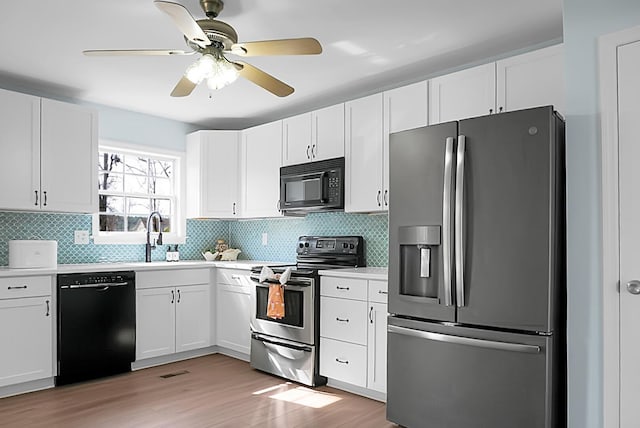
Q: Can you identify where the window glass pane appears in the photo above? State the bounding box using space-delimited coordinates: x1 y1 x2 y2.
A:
152 198 171 216
149 159 173 178
99 214 124 232
99 173 123 192
124 174 149 195
127 216 147 232
123 155 149 176
99 195 124 214
98 152 123 174
159 216 171 233
128 197 150 215
150 177 172 195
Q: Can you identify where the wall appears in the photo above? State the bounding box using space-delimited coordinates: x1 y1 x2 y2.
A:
562 1 640 427
0 211 388 267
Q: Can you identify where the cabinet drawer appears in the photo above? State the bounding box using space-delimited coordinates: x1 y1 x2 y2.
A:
320 337 367 387
368 280 388 304
0 276 52 299
217 269 253 287
321 276 367 301
320 296 367 345
137 268 210 289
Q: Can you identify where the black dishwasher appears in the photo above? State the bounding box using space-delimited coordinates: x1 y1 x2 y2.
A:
56 271 136 386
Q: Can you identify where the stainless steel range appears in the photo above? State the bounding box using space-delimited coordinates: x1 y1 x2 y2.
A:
249 235 365 386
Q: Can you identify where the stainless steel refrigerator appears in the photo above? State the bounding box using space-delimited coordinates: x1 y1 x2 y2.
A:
386 106 565 428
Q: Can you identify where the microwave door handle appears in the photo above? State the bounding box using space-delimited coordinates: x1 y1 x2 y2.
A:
320 171 329 203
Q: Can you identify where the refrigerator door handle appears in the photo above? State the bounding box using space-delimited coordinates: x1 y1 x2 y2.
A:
442 136 455 306
387 325 541 354
455 135 466 307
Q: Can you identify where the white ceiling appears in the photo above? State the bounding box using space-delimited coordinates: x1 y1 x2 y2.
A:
0 1 563 129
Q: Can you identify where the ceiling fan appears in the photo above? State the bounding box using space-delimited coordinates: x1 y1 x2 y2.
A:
84 0 322 97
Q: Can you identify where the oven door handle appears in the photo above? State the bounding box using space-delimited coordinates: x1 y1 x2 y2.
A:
252 333 312 353
249 277 313 288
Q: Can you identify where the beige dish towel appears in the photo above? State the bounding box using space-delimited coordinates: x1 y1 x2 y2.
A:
259 266 292 320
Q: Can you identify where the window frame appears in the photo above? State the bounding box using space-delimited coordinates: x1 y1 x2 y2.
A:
92 140 186 245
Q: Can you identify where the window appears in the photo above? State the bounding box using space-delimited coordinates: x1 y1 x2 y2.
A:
93 141 185 244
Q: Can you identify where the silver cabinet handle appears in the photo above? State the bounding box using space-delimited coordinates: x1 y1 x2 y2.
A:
627 280 640 295
45 300 50 317
232 202 236 215
383 189 388 206
177 289 181 303
369 306 373 324
489 108 494 114
388 325 541 354
378 290 388 295
8 285 28 290
34 190 38 206
306 145 311 159
442 137 455 306
376 190 381 207
499 106 504 113
43 191 47 206
336 317 349 323
455 135 466 308
335 358 349 364
336 286 350 291
312 144 316 158
231 275 242 280
171 289 175 304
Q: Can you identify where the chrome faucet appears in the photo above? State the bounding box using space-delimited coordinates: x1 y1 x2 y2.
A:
145 211 163 262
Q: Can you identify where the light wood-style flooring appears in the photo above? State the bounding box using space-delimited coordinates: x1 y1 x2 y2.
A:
0 354 396 427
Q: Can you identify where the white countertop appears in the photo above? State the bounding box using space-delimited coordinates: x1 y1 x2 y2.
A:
0 260 290 277
318 267 388 281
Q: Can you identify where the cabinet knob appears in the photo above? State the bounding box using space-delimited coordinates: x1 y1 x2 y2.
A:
489 108 494 114
627 280 640 295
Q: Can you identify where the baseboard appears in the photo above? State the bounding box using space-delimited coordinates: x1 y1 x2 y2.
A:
216 346 250 362
0 377 55 399
326 378 386 402
132 346 219 370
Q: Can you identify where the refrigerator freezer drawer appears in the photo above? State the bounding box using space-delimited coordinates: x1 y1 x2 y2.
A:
387 318 562 428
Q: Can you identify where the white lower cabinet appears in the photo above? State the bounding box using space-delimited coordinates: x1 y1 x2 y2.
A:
0 276 53 388
136 269 211 361
319 276 388 395
216 269 252 355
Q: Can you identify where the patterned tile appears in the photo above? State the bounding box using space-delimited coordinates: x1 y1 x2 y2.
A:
0 211 388 267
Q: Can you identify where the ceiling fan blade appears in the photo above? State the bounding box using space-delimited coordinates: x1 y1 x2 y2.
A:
170 75 198 97
154 0 211 48
234 61 294 97
229 38 322 57
83 49 195 56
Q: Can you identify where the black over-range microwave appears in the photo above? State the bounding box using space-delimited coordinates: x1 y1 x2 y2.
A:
279 157 344 214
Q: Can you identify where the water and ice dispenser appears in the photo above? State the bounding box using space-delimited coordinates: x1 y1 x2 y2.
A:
399 225 441 299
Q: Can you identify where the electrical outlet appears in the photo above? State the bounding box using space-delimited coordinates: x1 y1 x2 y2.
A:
261 233 268 246
74 230 90 245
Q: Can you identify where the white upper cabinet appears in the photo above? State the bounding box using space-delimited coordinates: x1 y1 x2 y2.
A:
345 93 385 213
385 81 429 134
282 112 313 165
282 104 345 166
429 63 497 124
0 90 97 213
186 130 240 218
242 120 283 218
496 44 565 115
312 103 345 161
0 89 40 211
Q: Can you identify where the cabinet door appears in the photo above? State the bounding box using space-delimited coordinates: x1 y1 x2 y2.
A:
0 297 53 387
216 284 250 355
345 93 384 213
496 44 565 115
367 302 387 393
136 287 176 360
200 131 240 217
283 113 312 166
429 63 496 124
242 121 283 218
175 284 211 353
0 89 41 211
312 104 345 161
40 98 98 213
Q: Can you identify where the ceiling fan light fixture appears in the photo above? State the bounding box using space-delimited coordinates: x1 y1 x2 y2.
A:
206 57 239 90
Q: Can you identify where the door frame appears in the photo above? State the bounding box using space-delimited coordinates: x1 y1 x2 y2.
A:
598 24 640 428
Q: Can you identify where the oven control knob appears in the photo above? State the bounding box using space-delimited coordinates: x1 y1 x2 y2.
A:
342 242 348 249
299 243 304 248
304 242 309 247
350 243 355 249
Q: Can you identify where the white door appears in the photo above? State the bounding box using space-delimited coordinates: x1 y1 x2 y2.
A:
283 113 312 165
367 302 387 394
136 287 176 360
203 131 240 217
175 284 210 353
618 39 640 428
216 283 250 354
312 104 345 161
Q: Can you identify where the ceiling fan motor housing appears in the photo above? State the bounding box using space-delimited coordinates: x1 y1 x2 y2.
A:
200 0 224 18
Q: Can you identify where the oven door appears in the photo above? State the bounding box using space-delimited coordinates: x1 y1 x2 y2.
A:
250 277 315 345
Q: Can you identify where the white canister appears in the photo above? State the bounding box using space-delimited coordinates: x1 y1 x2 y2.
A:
8 240 58 269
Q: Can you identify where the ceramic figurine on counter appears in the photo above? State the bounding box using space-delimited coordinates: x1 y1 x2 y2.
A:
202 238 241 261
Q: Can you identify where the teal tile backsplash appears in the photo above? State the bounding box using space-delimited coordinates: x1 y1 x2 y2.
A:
0 211 388 267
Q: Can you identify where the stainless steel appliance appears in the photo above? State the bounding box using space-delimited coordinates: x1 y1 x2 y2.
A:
56 271 136 385
279 157 344 214
387 106 566 428
249 235 364 386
